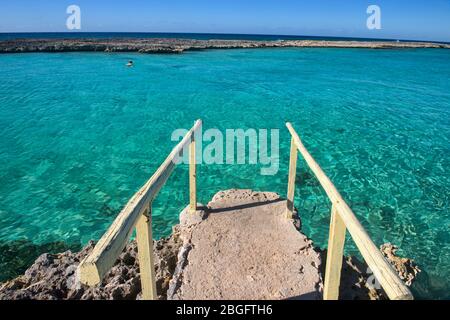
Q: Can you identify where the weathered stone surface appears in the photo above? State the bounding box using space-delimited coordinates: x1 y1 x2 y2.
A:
179 203 208 228
318 243 421 300
0 233 182 300
168 189 323 300
380 243 421 287
0 38 449 54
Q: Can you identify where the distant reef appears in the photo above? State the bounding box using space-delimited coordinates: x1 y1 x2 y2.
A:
1 38 449 54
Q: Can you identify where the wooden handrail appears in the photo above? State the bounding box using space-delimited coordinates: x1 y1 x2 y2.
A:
78 120 202 299
285 122 413 300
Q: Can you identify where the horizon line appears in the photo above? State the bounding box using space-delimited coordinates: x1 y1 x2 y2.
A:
0 31 448 44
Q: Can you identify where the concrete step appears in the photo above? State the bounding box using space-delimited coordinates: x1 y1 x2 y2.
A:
167 189 323 300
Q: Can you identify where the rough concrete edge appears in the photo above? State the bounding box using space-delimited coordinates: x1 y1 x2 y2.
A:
166 203 208 300
167 189 322 300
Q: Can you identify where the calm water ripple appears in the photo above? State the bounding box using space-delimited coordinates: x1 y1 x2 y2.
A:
0 48 449 299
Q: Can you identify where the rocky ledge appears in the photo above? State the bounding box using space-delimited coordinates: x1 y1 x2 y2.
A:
0 190 420 300
0 232 182 300
0 38 449 54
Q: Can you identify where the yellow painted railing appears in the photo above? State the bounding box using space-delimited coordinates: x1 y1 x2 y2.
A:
285 122 413 300
78 120 201 299
78 119 412 300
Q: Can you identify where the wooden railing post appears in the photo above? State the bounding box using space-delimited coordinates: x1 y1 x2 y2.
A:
285 137 298 219
189 129 197 213
135 203 157 300
286 122 413 300
78 120 203 290
323 203 346 300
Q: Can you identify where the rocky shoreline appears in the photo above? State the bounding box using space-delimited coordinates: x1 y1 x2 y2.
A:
0 230 182 300
0 239 420 301
0 234 419 300
0 38 449 54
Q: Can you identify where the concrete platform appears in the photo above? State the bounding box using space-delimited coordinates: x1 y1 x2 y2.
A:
167 189 323 300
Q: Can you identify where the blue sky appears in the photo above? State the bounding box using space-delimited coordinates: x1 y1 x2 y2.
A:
0 0 449 41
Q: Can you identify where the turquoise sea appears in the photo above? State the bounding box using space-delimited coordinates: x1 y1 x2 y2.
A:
0 48 449 299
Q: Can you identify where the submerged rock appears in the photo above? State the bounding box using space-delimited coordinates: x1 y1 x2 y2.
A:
380 243 421 287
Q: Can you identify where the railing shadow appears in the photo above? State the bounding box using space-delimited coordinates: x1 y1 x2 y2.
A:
208 198 284 214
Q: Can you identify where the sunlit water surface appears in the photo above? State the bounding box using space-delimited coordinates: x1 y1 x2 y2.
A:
0 48 449 299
